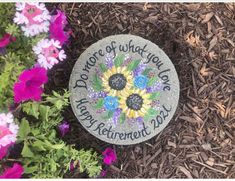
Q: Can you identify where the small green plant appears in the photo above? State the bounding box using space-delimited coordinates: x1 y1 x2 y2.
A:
18 90 102 178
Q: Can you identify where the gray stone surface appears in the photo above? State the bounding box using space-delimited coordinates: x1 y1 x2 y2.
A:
69 34 180 145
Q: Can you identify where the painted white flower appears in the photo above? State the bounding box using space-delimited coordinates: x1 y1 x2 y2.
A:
13 2 51 37
33 39 67 69
0 113 19 148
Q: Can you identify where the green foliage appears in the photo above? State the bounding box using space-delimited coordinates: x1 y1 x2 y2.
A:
127 59 141 71
147 77 157 87
19 90 102 178
144 108 159 121
119 112 125 124
102 110 114 120
5 23 21 37
0 3 15 33
95 99 104 109
114 54 125 67
99 63 107 73
149 92 160 100
142 68 152 76
92 74 103 91
0 62 25 110
45 90 70 110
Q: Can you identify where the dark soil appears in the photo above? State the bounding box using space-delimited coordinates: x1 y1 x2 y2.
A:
46 3 235 178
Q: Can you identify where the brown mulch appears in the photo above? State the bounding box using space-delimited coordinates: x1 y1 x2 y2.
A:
47 3 235 178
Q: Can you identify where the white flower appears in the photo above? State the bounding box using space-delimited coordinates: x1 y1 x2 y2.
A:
33 39 67 70
0 113 19 148
13 2 51 37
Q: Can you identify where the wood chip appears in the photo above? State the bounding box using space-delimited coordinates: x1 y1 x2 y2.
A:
201 12 214 24
177 166 193 178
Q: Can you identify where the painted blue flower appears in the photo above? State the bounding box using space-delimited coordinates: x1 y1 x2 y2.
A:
134 75 149 89
104 96 119 111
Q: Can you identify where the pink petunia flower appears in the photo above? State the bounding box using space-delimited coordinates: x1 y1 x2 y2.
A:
58 121 70 137
102 148 117 165
100 170 107 177
0 113 18 160
49 10 70 45
0 163 24 178
33 38 66 70
13 67 48 103
13 2 51 37
0 33 16 48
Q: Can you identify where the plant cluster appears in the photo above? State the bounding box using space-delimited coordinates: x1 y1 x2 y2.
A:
0 2 102 178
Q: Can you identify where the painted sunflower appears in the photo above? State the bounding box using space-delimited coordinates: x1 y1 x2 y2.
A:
102 66 133 97
119 89 151 118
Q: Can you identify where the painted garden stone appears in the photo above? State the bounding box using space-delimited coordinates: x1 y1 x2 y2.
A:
69 34 180 145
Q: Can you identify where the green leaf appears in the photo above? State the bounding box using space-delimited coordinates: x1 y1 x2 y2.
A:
119 113 125 124
39 105 50 122
22 102 40 119
142 68 152 76
99 63 107 73
127 59 141 71
18 118 30 140
143 108 159 121
95 99 104 109
147 77 157 87
23 165 38 174
114 54 125 67
22 142 34 158
32 140 46 151
102 110 114 119
92 75 103 91
149 92 160 100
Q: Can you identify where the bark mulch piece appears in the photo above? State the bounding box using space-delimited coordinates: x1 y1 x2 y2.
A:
47 3 235 178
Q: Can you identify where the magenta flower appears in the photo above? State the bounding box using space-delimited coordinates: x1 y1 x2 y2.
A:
49 10 70 45
0 33 16 48
100 170 107 177
0 144 10 160
0 163 24 178
13 67 48 103
58 121 70 137
102 148 117 165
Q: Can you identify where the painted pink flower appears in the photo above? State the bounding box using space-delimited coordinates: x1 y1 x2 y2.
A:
0 163 24 178
13 3 51 37
49 10 70 45
13 67 48 103
0 112 18 160
33 39 66 70
102 148 117 165
58 121 70 137
0 33 16 48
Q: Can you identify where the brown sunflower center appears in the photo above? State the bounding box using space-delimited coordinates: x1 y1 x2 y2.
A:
108 73 127 91
126 94 143 111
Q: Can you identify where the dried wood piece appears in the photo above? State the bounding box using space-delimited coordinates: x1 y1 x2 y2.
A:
177 165 193 178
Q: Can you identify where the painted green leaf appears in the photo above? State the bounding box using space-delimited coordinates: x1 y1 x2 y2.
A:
18 118 30 140
102 110 114 120
127 59 141 71
114 54 125 67
149 92 160 100
99 63 107 73
144 108 159 121
95 99 104 109
147 77 157 86
119 113 126 124
142 68 152 76
92 74 103 91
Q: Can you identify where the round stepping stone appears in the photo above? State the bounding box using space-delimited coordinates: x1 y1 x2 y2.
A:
69 34 179 145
